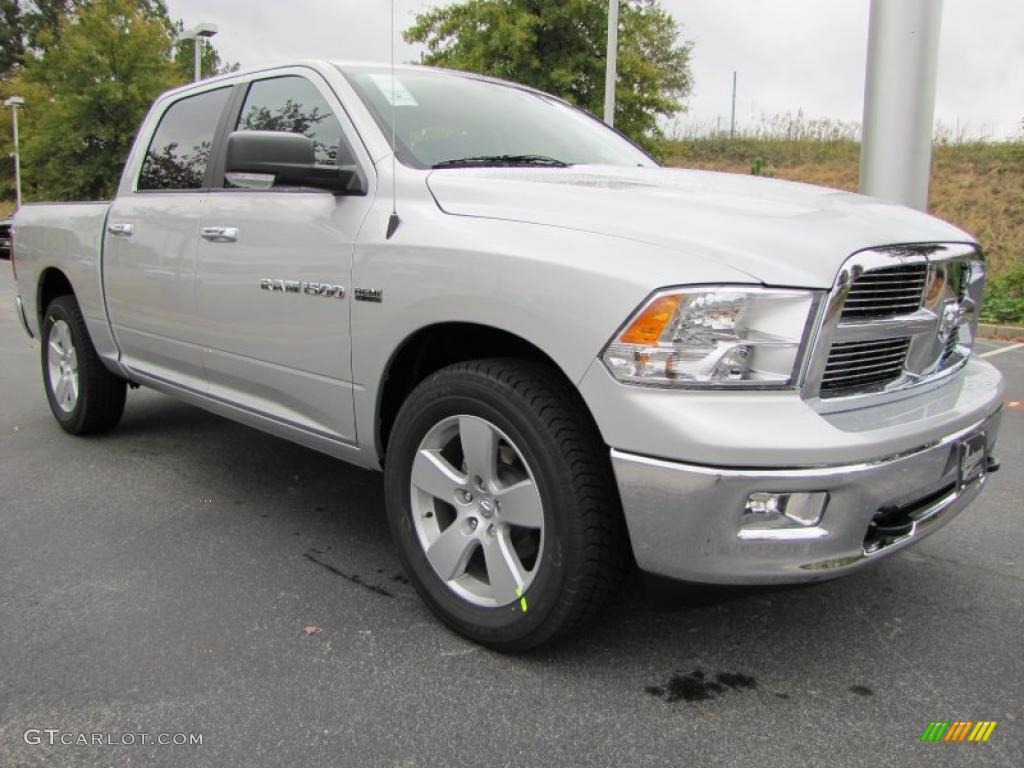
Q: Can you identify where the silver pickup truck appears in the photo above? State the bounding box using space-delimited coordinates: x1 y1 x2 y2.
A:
10 61 1004 650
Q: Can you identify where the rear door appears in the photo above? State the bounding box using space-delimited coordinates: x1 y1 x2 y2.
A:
195 70 373 444
104 86 234 390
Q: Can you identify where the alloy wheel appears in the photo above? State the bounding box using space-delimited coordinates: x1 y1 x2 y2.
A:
47 319 79 413
409 415 545 607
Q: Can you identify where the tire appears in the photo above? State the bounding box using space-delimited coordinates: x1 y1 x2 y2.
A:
41 295 127 435
384 358 629 652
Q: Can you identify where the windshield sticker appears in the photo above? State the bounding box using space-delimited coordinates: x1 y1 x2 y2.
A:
369 74 419 107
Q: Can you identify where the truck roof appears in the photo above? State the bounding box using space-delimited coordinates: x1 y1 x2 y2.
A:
156 60 540 102
159 60 425 96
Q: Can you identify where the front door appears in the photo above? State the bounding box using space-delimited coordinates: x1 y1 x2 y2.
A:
195 72 372 444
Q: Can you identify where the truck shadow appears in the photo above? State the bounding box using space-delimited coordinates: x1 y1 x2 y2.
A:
109 392 974 696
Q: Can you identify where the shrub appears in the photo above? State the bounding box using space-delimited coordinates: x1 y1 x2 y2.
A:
981 261 1024 325
750 156 774 177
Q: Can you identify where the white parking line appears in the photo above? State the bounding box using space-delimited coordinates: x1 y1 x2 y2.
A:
980 343 1024 358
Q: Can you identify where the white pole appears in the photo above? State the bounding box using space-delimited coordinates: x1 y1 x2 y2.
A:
11 104 21 209
730 71 737 139
194 36 202 82
859 0 944 210
603 0 619 126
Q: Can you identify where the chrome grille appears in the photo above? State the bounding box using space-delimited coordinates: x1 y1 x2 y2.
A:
804 243 985 406
820 338 911 395
840 263 928 321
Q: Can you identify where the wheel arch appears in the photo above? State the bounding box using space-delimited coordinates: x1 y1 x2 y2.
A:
375 321 602 464
37 267 76 327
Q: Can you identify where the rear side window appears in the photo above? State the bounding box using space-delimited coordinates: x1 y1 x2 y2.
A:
236 76 350 167
137 87 232 191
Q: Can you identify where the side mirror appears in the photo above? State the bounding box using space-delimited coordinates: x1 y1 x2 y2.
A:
224 130 365 195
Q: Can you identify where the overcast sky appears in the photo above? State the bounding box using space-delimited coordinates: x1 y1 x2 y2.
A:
169 0 1023 140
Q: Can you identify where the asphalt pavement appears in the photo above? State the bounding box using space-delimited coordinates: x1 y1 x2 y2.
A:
1 267 1021 768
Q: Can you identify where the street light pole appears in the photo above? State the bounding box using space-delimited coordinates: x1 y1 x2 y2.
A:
180 23 218 82
4 96 24 209
603 0 619 126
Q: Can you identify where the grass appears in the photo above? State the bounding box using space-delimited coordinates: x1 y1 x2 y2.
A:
0 200 12 218
662 137 1024 323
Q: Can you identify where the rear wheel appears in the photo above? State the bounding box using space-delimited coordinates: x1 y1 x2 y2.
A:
384 358 628 651
41 295 126 434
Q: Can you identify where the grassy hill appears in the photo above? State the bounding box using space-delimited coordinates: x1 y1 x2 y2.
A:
663 138 1024 323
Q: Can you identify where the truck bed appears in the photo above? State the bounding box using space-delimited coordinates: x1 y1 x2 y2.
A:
11 201 114 356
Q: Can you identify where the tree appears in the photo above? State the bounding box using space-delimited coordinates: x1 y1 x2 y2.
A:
405 0 693 151
5 0 235 201
20 0 79 50
19 0 182 199
0 1 26 77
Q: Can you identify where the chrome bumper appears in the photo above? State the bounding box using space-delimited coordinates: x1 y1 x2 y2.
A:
611 409 1002 584
15 296 33 339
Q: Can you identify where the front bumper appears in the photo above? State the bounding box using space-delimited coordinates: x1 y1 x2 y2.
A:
612 409 1002 584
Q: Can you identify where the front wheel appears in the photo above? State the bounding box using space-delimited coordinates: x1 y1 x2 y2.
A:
41 295 127 435
384 359 628 651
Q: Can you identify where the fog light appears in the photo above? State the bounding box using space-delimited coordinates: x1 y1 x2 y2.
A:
743 492 828 528
745 492 786 518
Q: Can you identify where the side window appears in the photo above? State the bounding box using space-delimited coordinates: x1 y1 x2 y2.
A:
235 76 351 168
137 87 232 191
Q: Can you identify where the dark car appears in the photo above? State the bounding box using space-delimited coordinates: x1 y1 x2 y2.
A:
0 215 11 260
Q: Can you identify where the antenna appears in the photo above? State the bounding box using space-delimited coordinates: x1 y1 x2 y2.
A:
386 0 401 239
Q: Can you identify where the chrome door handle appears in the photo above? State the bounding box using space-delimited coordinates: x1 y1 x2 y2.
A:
107 222 134 237
200 226 239 243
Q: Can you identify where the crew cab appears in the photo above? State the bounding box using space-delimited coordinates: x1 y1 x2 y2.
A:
9 61 1004 650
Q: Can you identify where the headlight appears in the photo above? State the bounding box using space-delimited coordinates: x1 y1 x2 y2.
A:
602 286 817 387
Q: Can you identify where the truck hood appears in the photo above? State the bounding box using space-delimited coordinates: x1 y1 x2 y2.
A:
425 165 973 288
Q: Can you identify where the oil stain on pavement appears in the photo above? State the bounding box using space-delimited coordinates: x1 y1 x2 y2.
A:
645 669 758 703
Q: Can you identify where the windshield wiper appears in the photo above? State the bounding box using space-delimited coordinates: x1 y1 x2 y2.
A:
432 154 570 169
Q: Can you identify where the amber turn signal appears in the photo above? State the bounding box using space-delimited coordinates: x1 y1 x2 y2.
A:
620 294 682 344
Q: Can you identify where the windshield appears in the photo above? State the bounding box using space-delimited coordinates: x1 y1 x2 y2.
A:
338 65 655 170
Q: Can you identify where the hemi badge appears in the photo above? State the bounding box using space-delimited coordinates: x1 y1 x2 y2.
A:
354 288 383 303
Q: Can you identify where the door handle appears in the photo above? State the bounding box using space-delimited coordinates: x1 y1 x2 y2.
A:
200 226 239 243
107 222 134 237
